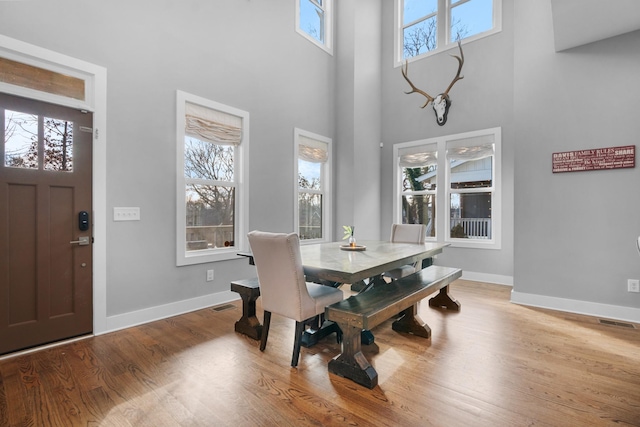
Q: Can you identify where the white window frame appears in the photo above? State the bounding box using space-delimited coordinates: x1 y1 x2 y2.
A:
295 0 334 55
394 0 502 66
398 142 439 239
294 128 332 244
176 90 250 266
393 127 501 249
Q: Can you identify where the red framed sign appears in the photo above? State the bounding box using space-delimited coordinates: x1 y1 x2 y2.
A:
552 145 635 173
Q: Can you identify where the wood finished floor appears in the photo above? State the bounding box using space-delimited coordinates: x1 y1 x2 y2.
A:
0 280 639 426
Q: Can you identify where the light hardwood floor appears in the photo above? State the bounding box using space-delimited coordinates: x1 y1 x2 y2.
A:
1 280 639 426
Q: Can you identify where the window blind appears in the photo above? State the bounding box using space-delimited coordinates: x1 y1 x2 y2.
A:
185 102 242 146
398 144 438 168
298 135 328 163
446 134 494 161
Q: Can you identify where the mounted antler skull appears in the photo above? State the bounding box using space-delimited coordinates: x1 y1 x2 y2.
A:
401 41 464 126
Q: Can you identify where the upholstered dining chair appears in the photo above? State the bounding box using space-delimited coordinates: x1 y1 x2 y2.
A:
247 230 343 367
384 223 428 280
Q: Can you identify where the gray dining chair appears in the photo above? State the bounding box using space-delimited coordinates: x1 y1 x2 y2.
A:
384 223 428 280
247 230 343 367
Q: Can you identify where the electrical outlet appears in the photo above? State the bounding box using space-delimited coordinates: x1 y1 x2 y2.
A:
207 269 214 282
628 279 640 293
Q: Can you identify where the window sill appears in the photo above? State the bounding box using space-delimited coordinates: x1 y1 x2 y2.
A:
177 247 243 266
447 239 501 250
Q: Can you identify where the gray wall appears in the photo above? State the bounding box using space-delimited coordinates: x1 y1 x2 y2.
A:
0 1 336 317
1 0 638 327
379 0 516 282
513 1 640 311
335 0 382 241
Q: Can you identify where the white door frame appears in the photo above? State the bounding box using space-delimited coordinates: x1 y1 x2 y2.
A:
0 34 108 335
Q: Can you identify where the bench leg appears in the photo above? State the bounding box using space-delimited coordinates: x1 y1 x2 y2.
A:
234 290 263 340
392 304 431 338
328 323 378 389
428 285 461 311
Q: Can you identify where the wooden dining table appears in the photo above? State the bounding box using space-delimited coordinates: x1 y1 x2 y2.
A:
297 240 450 345
237 240 450 345
299 240 449 289
239 239 448 290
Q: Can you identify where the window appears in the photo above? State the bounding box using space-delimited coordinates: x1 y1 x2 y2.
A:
294 128 331 242
4 109 75 172
398 143 438 238
397 0 501 63
394 127 501 249
176 91 249 266
0 56 86 102
296 0 333 55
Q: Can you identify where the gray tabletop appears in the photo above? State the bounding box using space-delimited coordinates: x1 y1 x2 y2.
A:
299 240 449 284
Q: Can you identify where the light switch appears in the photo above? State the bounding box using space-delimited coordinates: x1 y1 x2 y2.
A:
113 207 140 221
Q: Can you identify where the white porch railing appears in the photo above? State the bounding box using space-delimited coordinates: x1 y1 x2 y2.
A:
450 218 491 239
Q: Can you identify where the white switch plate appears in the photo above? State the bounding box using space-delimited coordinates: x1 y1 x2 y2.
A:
207 269 214 282
113 207 140 221
628 279 640 293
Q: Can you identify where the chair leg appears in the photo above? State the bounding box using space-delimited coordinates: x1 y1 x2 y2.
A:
310 314 321 329
260 311 271 352
291 321 306 367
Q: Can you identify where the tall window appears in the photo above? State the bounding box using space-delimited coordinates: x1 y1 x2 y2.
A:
176 91 249 265
295 128 331 242
397 0 501 62
446 134 495 241
394 127 501 249
296 0 333 55
398 143 438 238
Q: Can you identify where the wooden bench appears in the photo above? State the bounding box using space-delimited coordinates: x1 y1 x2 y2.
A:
325 265 462 389
230 278 262 340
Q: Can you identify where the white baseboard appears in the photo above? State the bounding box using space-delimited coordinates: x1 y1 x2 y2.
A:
99 274 638 336
510 290 640 324
101 291 240 335
460 271 513 286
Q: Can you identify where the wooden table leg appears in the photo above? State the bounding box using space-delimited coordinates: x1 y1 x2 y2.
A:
301 320 341 347
392 304 431 338
328 323 378 389
428 285 461 311
352 276 385 345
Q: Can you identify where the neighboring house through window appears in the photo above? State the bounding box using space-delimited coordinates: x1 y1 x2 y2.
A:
295 128 332 242
176 91 249 265
397 0 501 63
394 127 501 249
296 0 333 55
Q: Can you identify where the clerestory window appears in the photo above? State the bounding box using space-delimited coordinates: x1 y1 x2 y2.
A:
296 0 333 55
397 0 501 63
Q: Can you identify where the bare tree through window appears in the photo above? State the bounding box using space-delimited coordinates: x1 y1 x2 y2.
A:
4 109 73 171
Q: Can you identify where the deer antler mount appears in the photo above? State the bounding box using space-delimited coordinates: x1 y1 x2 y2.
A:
401 41 464 126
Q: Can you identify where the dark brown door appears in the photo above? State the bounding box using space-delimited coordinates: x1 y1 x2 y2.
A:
0 92 93 355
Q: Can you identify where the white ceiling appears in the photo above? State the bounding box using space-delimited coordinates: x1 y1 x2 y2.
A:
551 0 640 51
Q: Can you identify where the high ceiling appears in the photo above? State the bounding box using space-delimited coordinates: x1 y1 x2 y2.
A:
551 0 640 51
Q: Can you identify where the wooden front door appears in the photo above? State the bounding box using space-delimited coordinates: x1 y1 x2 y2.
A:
0 93 93 355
